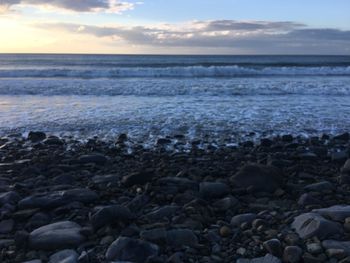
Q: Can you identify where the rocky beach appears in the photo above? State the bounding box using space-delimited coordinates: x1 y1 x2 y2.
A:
0 131 350 263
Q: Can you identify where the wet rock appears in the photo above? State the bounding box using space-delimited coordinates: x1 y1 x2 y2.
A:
78 154 107 165
105 237 159 262
334 133 350 141
166 229 198 247
158 177 198 191
29 221 85 250
304 181 335 192
49 249 78 263
314 205 350 221
307 243 323 255
213 196 239 211
199 182 230 199
332 151 349 163
91 205 134 229
231 213 257 227
230 164 283 192
263 239 282 257
126 194 150 212
44 136 64 146
341 159 350 174
292 213 342 240
283 246 303 263
122 171 154 187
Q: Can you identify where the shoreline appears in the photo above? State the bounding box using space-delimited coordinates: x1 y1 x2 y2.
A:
0 131 350 262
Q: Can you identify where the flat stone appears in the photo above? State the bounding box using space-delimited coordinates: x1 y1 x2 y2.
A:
122 171 154 187
29 221 85 250
283 246 303 263
91 205 134 229
314 205 350 222
158 177 199 191
231 164 283 192
140 228 167 244
307 243 323 255
292 213 342 240
144 205 180 221
213 196 239 211
231 213 257 227
22 260 42 263
92 174 119 185
49 249 79 263
105 237 159 262
199 182 230 199
298 193 321 207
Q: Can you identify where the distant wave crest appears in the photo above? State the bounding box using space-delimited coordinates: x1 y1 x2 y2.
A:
1 65 350 79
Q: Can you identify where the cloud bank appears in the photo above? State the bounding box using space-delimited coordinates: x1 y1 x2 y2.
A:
0 0 134 13
39 20 350 54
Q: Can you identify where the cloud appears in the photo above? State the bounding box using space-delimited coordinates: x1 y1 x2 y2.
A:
36 20 350 54
0 0 134 13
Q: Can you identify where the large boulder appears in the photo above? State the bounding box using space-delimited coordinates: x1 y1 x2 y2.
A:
105 237 159 262
230 164 283 192
291 213 342 240
314 205 350 222
29 221 85 250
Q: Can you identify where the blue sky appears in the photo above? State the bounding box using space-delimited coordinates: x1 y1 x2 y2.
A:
0 0 350 54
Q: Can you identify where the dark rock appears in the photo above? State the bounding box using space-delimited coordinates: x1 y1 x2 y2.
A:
314 205 350 222
29 221 85 250
166 229 198 247
334 133 350 141
230 164 283 192
231 213 257 227
78 154 107 165
44 136 64 146
199 182 230 199
140 228 167 244
28 131 46 142
92 174 119 185
213 196 239 211
0 191 21 206
341 159 350 174
283 246 303 263
260 138 273 147
282 135 294 142
49 249 78 263
332 151 349 163
298 193 321 207
322 240 350 256
122 171 154 187
304 181 334 192
145 206 180 221
91 205 134 229
236 254 281 263
292 213 342 240
0 219 14 234
158 177 199 192
126 194 150 212
263 239 282 257
105 237 159 262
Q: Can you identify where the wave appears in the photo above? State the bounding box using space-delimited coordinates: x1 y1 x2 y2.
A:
1 77 350 96
1 66 350 78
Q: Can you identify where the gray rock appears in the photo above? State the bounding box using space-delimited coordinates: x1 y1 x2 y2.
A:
0 191 20 206
21 260 42 263
283 246 303 263
304 181 334 192
237 253 281 263
322 240 350 256
91 205 134 229
314 205 350 221
298 193 321 207
199 182 230 199
105 237 159 262
29 221 85 250
307 243 323 254
18 188 98 209
166 229 198 247
49 249 78 263
230 164 283 192
292 213 342 240
231 213 257 227
92 174 119 185
78 154 107 165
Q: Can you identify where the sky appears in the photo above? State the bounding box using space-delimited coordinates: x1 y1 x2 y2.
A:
0 0 350 54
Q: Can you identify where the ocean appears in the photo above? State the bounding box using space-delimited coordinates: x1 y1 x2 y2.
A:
0 54 350 143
